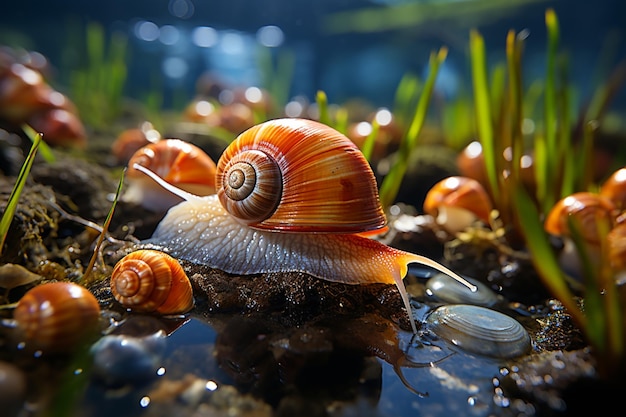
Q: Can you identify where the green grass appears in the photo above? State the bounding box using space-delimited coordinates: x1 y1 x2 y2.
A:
469 8 626 379
0 125 41 256
378 47 448 209
69 22 128 130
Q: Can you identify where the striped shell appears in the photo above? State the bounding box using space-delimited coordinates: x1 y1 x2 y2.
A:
13 282 101 354
544 192 618 244
110 250 194 315
128 139 217 195
216 118 386 233
125 139 217 211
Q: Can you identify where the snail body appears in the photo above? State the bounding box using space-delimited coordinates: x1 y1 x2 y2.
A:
140 118 475 333
110 249 194 315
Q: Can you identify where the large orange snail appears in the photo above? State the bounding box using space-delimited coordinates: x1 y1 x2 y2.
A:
136 118 475 333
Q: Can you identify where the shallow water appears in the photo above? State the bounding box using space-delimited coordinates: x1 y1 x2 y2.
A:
74 309 526 417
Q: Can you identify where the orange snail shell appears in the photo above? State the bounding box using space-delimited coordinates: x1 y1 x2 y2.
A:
423 176 493 234
600 167 626 211
216 118 386 232
125 139 217 211
13 282 101 354
110 250 194 315
544 191 618 245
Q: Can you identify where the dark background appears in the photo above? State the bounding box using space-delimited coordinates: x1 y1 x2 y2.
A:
1 0 624 110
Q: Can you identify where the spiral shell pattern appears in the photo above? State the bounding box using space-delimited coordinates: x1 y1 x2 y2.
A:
110 250 194 315
216 118 386 232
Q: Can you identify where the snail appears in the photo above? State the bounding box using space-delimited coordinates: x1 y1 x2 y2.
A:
0 55 86 148
544 192 618 281
12 282 101 354
110 249 194 315
544 192 618 246
137 118 476 333
111 122 162 164
422 176 494 234
123 139 217 211
600 167 626 211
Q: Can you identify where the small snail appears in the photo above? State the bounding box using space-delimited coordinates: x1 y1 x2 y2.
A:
111 122 162 164
0 57 86 148
600 167 626 211
27 108 87 148
544 192 618 281
138 118 475 333
422 176 493 234
124 139 217 211
544 192 618 245
110 249 194 315
12 282 101 354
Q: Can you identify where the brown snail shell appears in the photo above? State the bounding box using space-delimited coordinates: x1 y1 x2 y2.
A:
13 282 101 354
544 192 618 245
110 250 194 315
422 176 493 234
600 167 626 211
216 118 386 232
125 138 217 211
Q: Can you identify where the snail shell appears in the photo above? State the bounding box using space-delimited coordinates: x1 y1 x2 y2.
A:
27 108 87 148
13 282 101 354
125 139 217 211
110 249 194 315
423 176 493 234
216 118 385 232
425 304 531 358
600 167 626 211
544 192 618 245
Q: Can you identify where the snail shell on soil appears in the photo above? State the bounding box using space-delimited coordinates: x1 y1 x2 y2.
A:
423 176 493 234
139 118 476 333
12 282 101 354
124 139 217 211
544 192 618 245
110 249 194 315
425 304 531 359
425 273 499 307
600 167 626 211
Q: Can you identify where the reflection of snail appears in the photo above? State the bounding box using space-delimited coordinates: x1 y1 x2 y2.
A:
138 118 475 333
110 249 194 315
12 282 101 354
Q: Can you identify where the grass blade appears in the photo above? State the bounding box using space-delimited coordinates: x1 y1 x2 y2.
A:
511 186 586 330
470 30 498 204
0 127 41 255
378 47 446 208
81 168 126 285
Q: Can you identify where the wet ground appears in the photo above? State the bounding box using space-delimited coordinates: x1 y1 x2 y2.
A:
0 133 623 417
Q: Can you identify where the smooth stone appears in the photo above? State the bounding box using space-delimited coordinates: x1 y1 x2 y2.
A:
426 304 531 359
425 273 500 307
